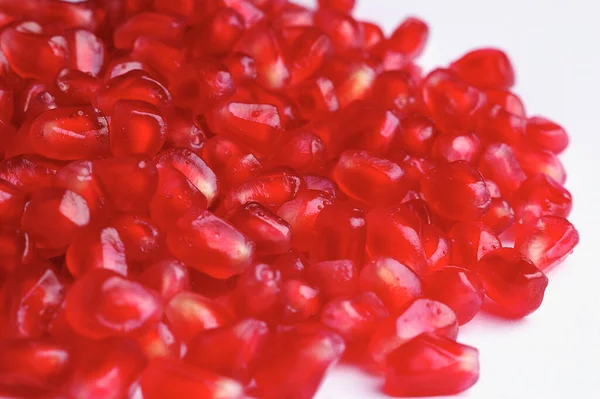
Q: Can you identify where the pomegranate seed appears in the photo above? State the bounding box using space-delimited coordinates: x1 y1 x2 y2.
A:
480 197 516 235
187 8 245 57
253 326 345 399
449 221 502 267
367 298 458 367
431 131 482 164
421 160 492 222
512 174 572 222
138 259 190 302
385 333 479 397
66 224 128 277
64 29 105 77
227 202 292 255
451 48 515 89
307 259 360 300
113 12 185 50
366 205 428 275
514 145 566 184
164 291 231 342
321 291 389 342
273 250 310 280
475 248 549 317
424 267 485 325
65 269 163 339
318 0 356 14
515 216 580 271
140 360 243 399
310 201 366 266
371 71 418 117
0 338 71 396
281 279 322 322
28 106 109 160
479 143 527 196
388 17 429 59
134 321 181 360
0 179 26 226
56 68 101 105
525 116 569 154
184 318 269 383
360 257 423 312
233 263 282 320
110 100 167 156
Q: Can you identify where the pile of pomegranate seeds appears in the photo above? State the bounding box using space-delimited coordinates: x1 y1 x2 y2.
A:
0 0 579 398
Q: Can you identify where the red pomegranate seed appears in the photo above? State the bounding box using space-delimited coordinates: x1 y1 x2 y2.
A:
138 259 190 301
113 12 185 50
110 100 167 156
388 17 429 59
371 71 418 117
64 29 105 77
0 338 71 396
187 8 245 57
281 279 322 322
134 321 181 360
227 202 292 255
320 291 389 342
525 116 569 154
360 257 423 313
252 326 345 399
424 266 485 325
310 201 366 266
65 268 163 339
140 359 243 399
164 291 231 342
367 298 458 367
421 160 492 222
479 142 527 196
451 48 515 90
67 337 146 399
449 221 502 267
233 263 282 320
474 248 549 317
512 174 573 222
431 131 482 164
307 259 359 300
184 318 269 383
384 333 479 397
0 179 26 226
28 106 110 160
480 197 516 235
515 216 580 271
486 88 526 117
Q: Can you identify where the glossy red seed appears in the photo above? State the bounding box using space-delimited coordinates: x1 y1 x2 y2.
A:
371 71 418 116
0 22 68 81
451 48 515 89
318 0 355 13
481 104 526 144
475 248 549 317
431 131 482 164
224 168 302 212
94 70 172 115
422 69 486 131
140 360 243 399
366 205 428 275
0 179 26 226
421 161 491 221
167 209 255 279
0 155 60 194
94 154 158 213
525 116 569 154
367 298 458 367
513 174 573 222
227 202 292 255
233 263 282 320
281 279 322 322
268 130 327 174
333 150 410 206
56 68 101 105
514 145 567 184
0 338 71 396
479 143 527 196
388 17 429 59
185 318 269 384
66 225 128 277
110 100 167 156
164 291 231 342
385 333 479 397
421 224 452 271
480 197 516 235
314 9 363 52
155 148 219 206
360 258 423 312
424 267 485 325
188 8 245 57
449 221 502 267
486 88 526 117
321 292 389 342
22 188 90 254
65 269 163 338
114 12 185 50
310 201 366 266
307 259 360 300
515 216 579 271
277 189 334 251
138 259 190 302
134 321 181 360
28 106 109 160
253 326 345 399
67 338 147 399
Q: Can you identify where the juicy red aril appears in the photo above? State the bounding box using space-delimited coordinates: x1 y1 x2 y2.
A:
385 333 479 397
475 248 549 317
0 1 577 398
424 266 485 325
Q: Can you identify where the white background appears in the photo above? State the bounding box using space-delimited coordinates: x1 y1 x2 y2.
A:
291 1 600 398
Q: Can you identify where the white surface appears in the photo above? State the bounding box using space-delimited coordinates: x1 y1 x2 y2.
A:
290 1 600 398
